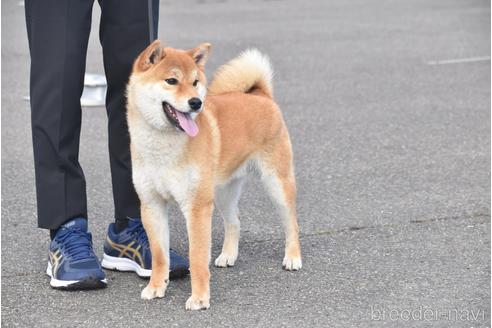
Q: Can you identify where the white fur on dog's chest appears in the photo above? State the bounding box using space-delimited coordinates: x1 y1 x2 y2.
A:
130 124 200 207
145 162 199 204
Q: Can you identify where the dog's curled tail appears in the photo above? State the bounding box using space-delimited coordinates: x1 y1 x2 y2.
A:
208 49 273 98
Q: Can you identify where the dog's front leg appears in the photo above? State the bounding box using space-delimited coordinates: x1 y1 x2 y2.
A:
140 200 170 300
184 201 213 310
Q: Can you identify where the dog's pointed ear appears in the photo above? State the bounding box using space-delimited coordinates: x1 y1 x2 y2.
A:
135 40 166 72
188 43 211 69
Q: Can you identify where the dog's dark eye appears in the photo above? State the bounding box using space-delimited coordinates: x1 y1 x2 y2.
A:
165 78 178 85
193 79 199 87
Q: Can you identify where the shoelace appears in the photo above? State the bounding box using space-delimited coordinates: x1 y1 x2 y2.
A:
56 229 95 261
127 222 150 249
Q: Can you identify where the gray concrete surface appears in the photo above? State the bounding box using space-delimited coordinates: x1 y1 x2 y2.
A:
1 0 490 327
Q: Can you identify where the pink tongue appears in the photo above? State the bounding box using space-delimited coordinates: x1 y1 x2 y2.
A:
175 110 199 137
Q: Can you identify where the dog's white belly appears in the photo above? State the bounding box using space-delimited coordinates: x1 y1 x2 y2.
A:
216 158 257 188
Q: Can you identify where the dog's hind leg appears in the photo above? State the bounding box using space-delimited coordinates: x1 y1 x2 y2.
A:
257 140 302 271
214 177 245 267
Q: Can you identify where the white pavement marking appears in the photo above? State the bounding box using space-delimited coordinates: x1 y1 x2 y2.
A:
427 56 491 65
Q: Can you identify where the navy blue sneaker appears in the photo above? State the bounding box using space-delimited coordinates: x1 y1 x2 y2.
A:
47 218 107 290
101 218 189 279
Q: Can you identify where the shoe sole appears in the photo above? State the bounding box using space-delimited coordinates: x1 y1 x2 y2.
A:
46 262 107 290
101 253 189 280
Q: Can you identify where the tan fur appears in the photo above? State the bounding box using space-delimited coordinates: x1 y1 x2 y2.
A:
127 40 301 310
208 48 273 98
141 205 168 288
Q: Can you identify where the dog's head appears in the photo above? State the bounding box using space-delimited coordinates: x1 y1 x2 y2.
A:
128 40 211 137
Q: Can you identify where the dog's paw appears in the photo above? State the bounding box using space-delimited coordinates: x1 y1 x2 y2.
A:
141 283 167 300
185 295 210 310
282 256 302 271
214 252 237 267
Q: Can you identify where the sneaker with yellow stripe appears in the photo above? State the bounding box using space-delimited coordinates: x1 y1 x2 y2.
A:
47 218 107 290
101 218 189 279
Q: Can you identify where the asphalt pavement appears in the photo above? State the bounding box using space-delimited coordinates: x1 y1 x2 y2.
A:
1 0 490 327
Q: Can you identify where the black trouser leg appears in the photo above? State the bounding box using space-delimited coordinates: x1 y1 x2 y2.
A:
98 0 159 222
25 0 94 229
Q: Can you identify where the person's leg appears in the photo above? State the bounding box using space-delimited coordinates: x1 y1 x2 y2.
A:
98 0 159 227
98 0 189 279
26 0 106 289
25 0 93 230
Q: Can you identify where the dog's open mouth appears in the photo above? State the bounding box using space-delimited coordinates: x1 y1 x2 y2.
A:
162 102 199 137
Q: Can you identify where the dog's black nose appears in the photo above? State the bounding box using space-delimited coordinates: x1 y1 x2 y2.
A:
188 98 202 111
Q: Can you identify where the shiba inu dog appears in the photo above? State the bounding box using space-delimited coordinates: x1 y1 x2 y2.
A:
126 40 302 310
